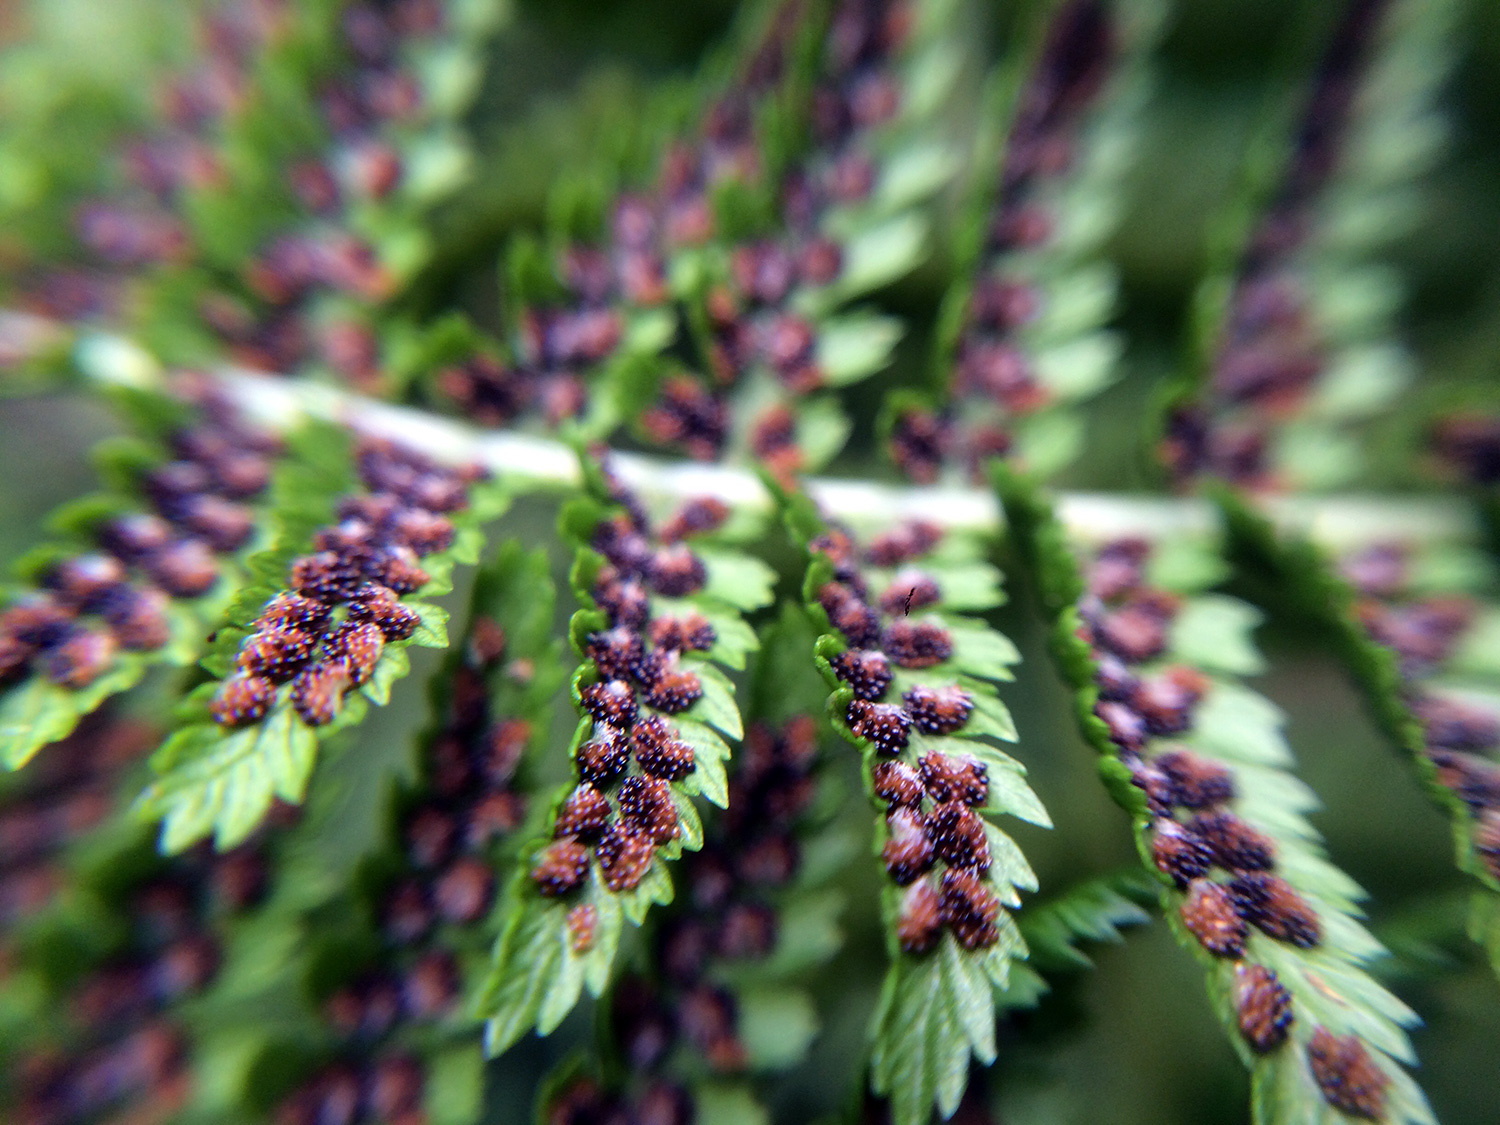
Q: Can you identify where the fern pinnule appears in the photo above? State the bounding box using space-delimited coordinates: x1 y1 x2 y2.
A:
1323 532 1500 974
997 871 1154 1011
478 454 773 1055
135 424 499 853
265 544 556 1125
536 717 825 1119
1163 0 1457 494
783 495 1042 1125
2 781 290 1124
999 470 1437 1125
8 0 503 392
888 0 1160 485
435 0 816 440
0 376 281 770
532 605 843 1121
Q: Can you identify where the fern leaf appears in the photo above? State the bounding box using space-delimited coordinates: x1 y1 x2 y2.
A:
136 422 502 851
0 377 281 769
647 0 972 474
782 491 1044 1125
1163 0 1458 493
534 606 845 1122
888 0 1163 485
999 468 1436 1125
168 540 559 1123
479 455 773 1053
997 871 1154 1012
442 0 967 471
1227 506 1500 979
432 0 820 443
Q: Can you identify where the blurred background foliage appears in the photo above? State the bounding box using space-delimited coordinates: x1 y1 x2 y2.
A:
0 1 1497 1122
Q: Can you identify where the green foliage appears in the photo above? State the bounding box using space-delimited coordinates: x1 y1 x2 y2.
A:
136 423 507 851
1000 469 1437 1125
2 0 1499 1123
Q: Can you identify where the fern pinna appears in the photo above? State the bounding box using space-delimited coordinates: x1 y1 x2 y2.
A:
2 0 1499 1123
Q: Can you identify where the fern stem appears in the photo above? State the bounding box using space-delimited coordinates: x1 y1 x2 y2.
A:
69 330 1477 546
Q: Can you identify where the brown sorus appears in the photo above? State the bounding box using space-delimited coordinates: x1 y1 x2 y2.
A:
919 751 989 806
939 869 1001 950
642 669 703 714
882 808 935 885
897 881 943 953
1189 811 1276 872
872 760 925 808
567 903 599 953
617 776 679 845
1229 872 1321 948
1154 748 1235 809
290 661 350 727
596 823 655 892
576 733 629 787
1306 1027 1389 1119
211 672 277 726
1150 818 1213 887
581 679 638 727
1180 879 1248 957
903 684 974 735
237 627 314 681
555 785 611 843
1234 962 1293 1052
927 801 991 871
830 648 894 701
881 619 954 669
846 699 911 754
533 839 591 897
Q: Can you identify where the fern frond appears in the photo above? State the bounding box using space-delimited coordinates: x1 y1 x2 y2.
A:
1225 506 1500 980
1000 468 1436 1125
430 0 821 442
632 0 971 476
135 424 501 852
478 454 774 1054
0 376 281 769
781 492 1044 1125
888 0 1162 485
231 541 557 1125
1163 0 1457 494
533 607 845 1123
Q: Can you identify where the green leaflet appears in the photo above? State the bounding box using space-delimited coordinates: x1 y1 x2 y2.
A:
137 424 505 853
999 873 1156 1009
179 539 563 1123
0 385 280 769
1168 595 1267 677
868 929 1021 1125
879 0 1163 485
673 716 731 809
786 489 1044 1125
1166 0 1459 493
1251 1023 1437 1125
1218 493 1500 976
1000 468 1437 1125
425 1043 488 1125
815 312 904 387
736 986 820 1070
1018 873 1155 976
697 545 779 613
480 462 765 1051
483 888 625 1055
138 702 317 852
0 656 149 770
